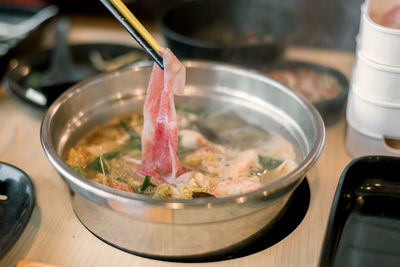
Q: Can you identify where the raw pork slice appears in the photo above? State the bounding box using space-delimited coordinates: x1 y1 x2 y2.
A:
139 48 185 182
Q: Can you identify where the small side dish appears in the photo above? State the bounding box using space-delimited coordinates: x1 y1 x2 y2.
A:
267 67 343 103
264 61 349 123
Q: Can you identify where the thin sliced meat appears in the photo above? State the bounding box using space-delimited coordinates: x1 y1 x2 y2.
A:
370 6 400 28
139 48 186 183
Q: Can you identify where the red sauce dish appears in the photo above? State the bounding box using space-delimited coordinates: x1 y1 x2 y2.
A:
264 61 349 124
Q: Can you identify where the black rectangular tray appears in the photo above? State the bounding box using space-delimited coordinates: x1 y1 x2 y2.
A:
319 156 400 267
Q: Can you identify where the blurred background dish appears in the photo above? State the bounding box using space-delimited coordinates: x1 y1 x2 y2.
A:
0 4 58 80
4 43 148 109
263 60 349 125
160 0 295 67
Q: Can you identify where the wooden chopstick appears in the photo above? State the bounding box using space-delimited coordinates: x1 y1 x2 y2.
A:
99 0 164 69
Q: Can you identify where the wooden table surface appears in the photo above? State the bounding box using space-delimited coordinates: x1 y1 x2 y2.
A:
0 16 355 267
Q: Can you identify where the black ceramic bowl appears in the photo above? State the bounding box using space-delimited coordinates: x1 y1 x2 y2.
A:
160 0 295 67
0 162 34 259
263 60 349 125
3 43 148 110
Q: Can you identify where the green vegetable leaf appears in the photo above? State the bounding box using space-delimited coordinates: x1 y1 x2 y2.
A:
74 165 86 177
259 155 283 170
120 120 141 150
127 141 141 150
152 193 161 200
104 151 120 160
120 120 140 139
87 156 109 174
176 105 200 115
139 175 156 192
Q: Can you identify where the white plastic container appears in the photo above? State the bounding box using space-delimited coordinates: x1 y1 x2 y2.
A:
346 85 400 138
351 51 400 103
358 9 400 67
357 3 367 39
346 121 400 157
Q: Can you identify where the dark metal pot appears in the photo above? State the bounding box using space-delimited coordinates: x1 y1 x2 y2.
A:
160 0 295 67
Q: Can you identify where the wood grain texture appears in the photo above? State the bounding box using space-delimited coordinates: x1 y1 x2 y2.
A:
0 16 355 267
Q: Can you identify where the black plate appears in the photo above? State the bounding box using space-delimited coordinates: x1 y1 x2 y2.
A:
160 0 294 67
3 43 148 110
262 60 349 126
0 162 34 259
319 156 400 267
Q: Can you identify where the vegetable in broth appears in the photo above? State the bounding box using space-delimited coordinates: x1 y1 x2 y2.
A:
66 109 297 199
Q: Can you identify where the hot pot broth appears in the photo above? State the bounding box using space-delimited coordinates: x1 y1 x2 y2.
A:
66 107 298 199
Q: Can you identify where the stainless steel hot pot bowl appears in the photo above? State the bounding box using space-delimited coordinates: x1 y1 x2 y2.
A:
41 61 325 259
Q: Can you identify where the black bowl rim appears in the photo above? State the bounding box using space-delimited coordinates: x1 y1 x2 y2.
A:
7 42 143 66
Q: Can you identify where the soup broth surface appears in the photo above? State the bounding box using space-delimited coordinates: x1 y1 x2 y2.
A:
66 108 298 199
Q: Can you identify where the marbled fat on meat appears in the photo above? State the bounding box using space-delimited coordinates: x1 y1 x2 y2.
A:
140 48 186 182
